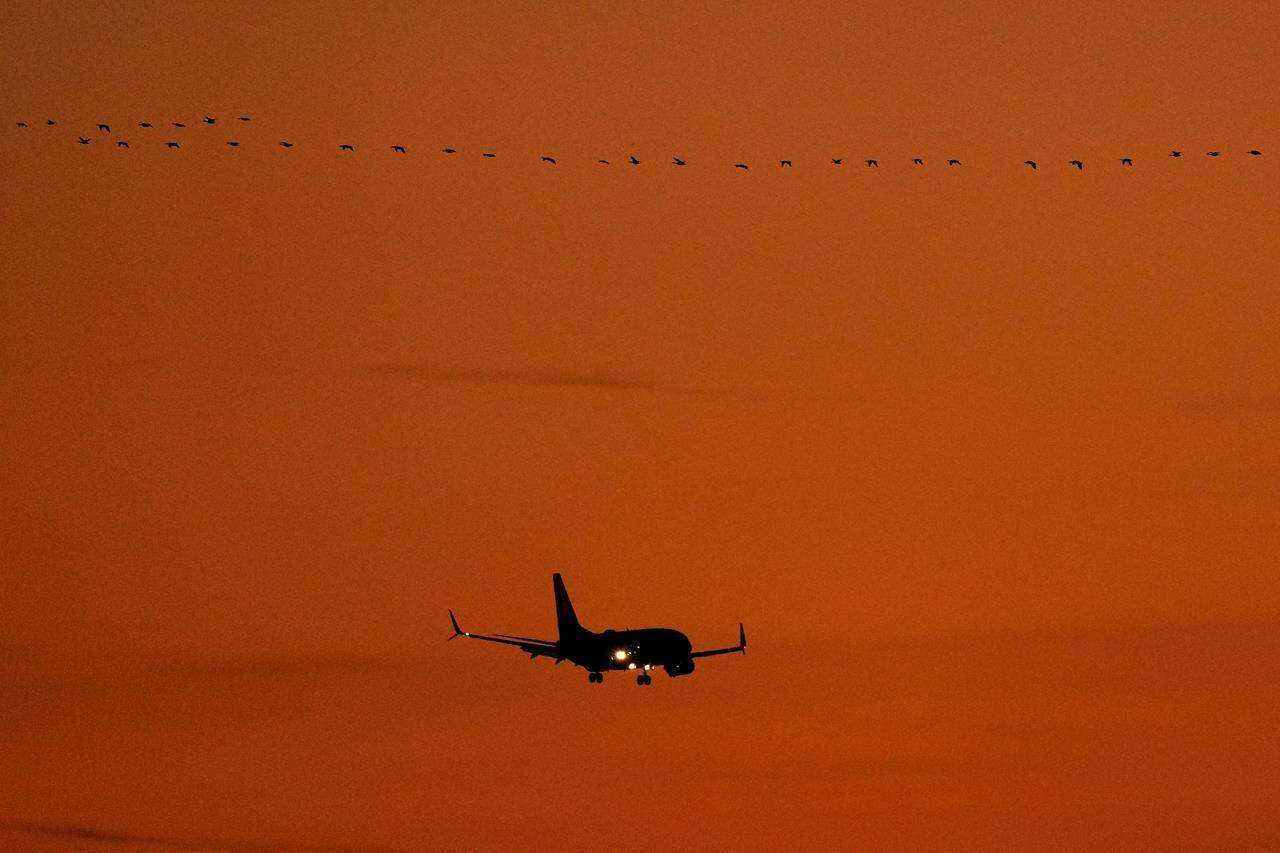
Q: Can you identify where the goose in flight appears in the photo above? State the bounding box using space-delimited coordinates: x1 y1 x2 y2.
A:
831 158 843 165
392 145 406 153
482 152 496 158
165 141 180 148
629 155 640 165
865 159 878 167
46 119 56 125
1120 157 1133 166
339 144 354 151
16 121 27 128
1206 151 1220 157
237 116 251 122
116 140 128 148
1170 150 1182 157
226 141 240 147
541 155 557 164
139 121 153 128
1069 159 1084 170
279 141 293 148
672 157 687 166
912 158 924 165
442 147 456 154
947 159 961 166
598 159 609 164
77 137 89 144
97 123 110 132
1024 160 1037 170
1247 149 1262 156
734 163 749 170
203 116 216 125
172 122 186 128
780 159 792 167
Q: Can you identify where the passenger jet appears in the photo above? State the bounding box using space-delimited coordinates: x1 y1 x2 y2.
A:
448 573 746 685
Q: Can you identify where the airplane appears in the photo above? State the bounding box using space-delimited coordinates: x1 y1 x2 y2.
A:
448 573 745 685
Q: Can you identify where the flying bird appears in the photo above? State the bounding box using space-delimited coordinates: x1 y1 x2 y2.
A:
1206 151 1220 157
597 159 609 164
1070 159 1084 170
392 145 406 153
1170 150 1182 157
1024 160 1037 170
672 157 686 166
46 119 55 125
116 140 128 148
203 116 216 125
237 116 251 122
865 159 878 167
734 163 749 170
77 137 89 145
1247 149 1262 156
1120 157 1133 166
139 121 153 128
279 141 293 148
912 158 924 165
780 159 792 167
947 159 961 166
226 141 240 147
97 123 110 132
165 141 180 148
16 121 27 128
541 155 557 164
831 158 843 165
172 122 186 128
628 155 640 165
482 152 496 158
442 147 456 154
339 144 354 151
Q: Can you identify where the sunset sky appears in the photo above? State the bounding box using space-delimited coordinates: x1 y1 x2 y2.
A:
2 1 1278 850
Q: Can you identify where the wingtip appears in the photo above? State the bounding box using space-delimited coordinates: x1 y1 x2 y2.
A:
739 622 747 654
448 609 464 640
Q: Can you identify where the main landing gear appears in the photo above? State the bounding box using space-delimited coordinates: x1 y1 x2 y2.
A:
588 672 603 684
636 673 652 686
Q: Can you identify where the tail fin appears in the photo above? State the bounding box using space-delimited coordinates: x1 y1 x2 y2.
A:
553 573 584 641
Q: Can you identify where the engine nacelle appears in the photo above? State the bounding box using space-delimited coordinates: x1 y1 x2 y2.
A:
664 658 695 677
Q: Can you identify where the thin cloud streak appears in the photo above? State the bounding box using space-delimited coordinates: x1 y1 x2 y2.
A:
0 820 404 852
360 364 747 398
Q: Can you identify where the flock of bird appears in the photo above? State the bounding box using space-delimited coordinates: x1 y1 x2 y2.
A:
11 116 1266 170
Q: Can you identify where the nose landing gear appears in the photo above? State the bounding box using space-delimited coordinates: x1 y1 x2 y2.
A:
636 673 652 686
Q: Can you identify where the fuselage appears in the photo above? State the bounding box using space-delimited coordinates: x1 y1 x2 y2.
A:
564 627 695 676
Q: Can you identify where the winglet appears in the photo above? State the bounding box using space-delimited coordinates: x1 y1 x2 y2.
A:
448 609 465 641
739 623 747 654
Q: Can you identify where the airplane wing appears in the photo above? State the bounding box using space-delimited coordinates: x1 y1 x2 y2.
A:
690 623 747 658
448 610 560 658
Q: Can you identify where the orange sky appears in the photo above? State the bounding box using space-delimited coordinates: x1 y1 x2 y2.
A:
2 1 1279 850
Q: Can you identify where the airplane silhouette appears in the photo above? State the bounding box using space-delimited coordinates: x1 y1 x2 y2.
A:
449 573 746 686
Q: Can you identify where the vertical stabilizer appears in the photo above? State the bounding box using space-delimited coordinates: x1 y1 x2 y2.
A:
553 572 583 641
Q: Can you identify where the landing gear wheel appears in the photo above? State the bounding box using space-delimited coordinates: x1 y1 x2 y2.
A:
589 672 602 684
637 674 651 686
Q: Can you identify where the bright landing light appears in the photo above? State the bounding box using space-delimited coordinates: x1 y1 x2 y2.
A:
613 649 629 661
